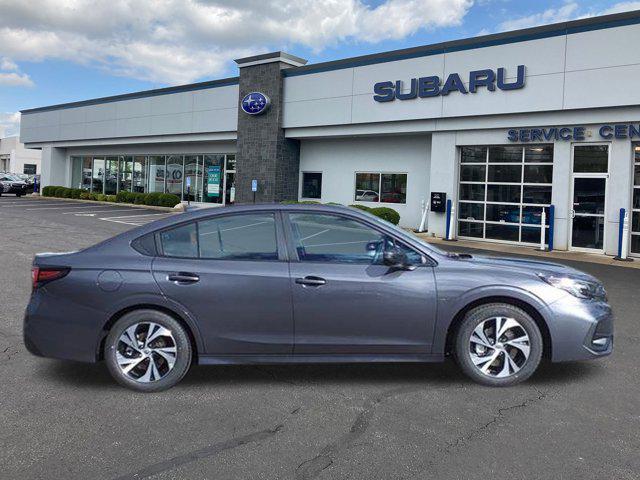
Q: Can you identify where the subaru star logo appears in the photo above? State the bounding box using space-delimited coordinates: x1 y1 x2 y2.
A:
241 92 270 115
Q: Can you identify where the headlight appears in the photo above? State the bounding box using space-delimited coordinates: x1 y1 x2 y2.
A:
538 273 606 300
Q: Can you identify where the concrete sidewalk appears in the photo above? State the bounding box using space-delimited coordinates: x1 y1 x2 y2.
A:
415 233 640 269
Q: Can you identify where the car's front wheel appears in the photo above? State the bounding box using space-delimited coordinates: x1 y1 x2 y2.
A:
454 303 543 387
104 310 192 392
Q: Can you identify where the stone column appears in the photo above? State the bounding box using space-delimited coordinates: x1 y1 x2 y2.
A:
234 52 307 203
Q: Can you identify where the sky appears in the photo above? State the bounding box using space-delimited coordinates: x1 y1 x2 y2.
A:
1 0 639 137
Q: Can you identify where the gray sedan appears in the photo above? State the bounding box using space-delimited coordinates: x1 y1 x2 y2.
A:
24 204 613 392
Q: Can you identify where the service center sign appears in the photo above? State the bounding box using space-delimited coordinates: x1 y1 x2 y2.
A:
373 65 526 102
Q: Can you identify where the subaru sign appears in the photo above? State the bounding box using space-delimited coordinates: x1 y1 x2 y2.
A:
241 92 270 115
373 65 526 102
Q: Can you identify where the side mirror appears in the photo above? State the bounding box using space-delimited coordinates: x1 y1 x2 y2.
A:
383 248 415 271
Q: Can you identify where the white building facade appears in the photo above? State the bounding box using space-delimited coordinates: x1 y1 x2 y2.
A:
19 10 640 257
0 136 41 175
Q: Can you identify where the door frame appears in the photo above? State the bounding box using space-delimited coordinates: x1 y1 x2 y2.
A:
569 143 610 254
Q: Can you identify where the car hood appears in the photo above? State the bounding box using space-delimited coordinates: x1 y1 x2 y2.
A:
455 254 600 283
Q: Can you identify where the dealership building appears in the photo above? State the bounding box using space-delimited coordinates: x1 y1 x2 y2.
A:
19 10 640 257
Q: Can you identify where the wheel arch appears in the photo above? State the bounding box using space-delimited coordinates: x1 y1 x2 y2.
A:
444 296 552 360
97 304 201 363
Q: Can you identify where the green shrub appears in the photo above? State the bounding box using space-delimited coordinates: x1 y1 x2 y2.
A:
80 191 92 200
144 192 164 206
70 189 82 199
349 204 373 212
42 186 55 197
106 195 117 202
133 193 146 205
370 207 400 225
159 193 181 207
95 194 107 202
326 202 342 206
280 200 299 204
52 186 65 197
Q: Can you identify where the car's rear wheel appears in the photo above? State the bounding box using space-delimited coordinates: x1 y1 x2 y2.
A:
104 310 192 392
454 303 543 387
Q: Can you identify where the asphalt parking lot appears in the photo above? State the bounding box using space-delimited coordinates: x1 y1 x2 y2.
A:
1 196 638 480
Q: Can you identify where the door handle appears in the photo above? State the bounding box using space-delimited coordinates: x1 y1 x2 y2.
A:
295 276 326 287
167 272 200 284
570 210 576 219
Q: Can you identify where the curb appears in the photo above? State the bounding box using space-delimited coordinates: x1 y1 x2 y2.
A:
29 195 177 212
415 233 640 270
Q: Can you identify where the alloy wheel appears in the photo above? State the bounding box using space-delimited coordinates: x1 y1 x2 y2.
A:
468 316 531 378
115 322 178 383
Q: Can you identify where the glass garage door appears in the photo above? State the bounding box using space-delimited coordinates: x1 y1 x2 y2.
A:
631 145 640 255
458 145 553 244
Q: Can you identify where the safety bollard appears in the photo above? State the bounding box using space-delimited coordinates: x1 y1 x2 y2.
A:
417 199 428 233
537 208 547 251
445 200 456 241
614 208 633 261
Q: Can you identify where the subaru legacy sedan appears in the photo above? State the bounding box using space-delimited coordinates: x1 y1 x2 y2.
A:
24 204 612 392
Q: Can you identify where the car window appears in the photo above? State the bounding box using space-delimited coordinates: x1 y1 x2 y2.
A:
288 212 422 265
160 223 198 258
198 213 278 260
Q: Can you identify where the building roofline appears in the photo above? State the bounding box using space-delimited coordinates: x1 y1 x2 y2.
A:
235 51 308 67
19 9 640 114
20 76 239 114
283 9 640 77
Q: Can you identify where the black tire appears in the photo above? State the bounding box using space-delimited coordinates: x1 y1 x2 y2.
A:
104 309 192 392
16 193 22 197
454 303 543 387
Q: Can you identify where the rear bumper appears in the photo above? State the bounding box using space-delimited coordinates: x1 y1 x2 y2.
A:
545 297 613 362
23 289 103 363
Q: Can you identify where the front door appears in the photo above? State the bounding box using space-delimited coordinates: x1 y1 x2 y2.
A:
570 144 609 253
284 211 437 355
152 211 293 355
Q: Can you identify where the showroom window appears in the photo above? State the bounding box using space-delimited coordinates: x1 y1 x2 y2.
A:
631 145 640 255
70 154 235 204
458 145 553 244
354 172 407 204
23 164 37 175
301 172 322 199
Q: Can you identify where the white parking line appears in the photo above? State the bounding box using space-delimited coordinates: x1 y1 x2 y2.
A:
62 208 145 215
26 204 98 211
0 202 68 207
100 213 173 219
99 212 173 226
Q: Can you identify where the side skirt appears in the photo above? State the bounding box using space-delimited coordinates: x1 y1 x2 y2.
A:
198 353 445 365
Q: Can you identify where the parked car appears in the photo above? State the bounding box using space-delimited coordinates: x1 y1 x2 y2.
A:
355 189 379 202
379 192 404 203
24 204 613 392
0 174 28 196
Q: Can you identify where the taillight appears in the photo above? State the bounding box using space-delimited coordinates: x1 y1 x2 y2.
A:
32 266 70 290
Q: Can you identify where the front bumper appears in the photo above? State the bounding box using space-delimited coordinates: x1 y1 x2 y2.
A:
7 185 27 194
544 296 613 362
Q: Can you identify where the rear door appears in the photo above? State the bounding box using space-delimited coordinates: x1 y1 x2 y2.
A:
284 211 437 355
152 211 293 355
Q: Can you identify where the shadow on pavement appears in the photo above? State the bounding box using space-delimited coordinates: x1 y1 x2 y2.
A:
36 357 606 390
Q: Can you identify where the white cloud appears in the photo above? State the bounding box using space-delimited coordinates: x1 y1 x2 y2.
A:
0 57 18 71
0 0 474 85
494 1 640 33
0 54 33 87
600 1 640 14
0 112 21 137
498 2 580 31
0 71 33 87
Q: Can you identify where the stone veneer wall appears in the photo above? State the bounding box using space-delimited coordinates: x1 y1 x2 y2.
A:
235 62 300 203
